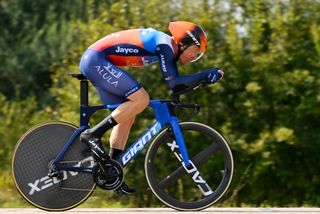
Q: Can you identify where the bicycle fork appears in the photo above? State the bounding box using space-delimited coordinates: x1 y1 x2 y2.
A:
169 116 191 167
168 118 214 197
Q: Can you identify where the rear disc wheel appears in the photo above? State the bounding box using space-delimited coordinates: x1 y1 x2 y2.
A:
12 121 95 211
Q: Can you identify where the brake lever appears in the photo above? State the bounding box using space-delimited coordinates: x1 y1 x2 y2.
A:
170 81 210 101
194 104 200 114
171 102 201 115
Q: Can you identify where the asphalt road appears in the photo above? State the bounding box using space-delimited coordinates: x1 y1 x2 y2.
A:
1 208 320 214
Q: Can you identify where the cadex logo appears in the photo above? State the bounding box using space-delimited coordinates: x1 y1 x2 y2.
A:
27 156 94 195
166 140 213 196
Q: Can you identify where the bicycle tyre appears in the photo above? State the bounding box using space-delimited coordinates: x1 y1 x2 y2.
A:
12 121 95 211
145 122 234 211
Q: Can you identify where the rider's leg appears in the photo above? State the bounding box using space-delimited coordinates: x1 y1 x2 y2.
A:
109 116 135 151
108 118 136 195
80 88 149 160
79 50 149 160
81 87 148 134
94 89 149 195
108 88 149 158
82 87 148 139
108 87 149 153
110 88 149 124
108 90 149 195
79 51 146 194
108 87 149 158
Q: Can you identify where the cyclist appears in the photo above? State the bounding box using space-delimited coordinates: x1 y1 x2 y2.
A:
79 21 224 195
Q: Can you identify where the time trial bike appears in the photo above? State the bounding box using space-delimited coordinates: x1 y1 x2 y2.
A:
12 73 234 211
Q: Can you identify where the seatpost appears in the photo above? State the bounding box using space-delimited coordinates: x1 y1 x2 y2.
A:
80 79 89 106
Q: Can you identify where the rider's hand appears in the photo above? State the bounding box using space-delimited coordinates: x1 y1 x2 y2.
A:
206 68 224 84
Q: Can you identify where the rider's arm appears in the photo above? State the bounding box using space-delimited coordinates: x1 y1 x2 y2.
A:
155 44 222 92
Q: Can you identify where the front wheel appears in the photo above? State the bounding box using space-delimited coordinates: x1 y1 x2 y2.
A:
145 122 234 211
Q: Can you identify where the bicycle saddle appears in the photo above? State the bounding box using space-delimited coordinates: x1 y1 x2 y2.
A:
70 73 87 80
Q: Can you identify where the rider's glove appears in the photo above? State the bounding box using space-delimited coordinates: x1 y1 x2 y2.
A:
206 68 224 84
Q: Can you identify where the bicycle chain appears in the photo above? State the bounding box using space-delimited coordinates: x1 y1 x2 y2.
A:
59 186 113 192
56 160 122 192
59 160 92 164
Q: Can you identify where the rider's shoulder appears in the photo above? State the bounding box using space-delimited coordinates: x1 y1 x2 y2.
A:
140 28 171 41
154 31 174 50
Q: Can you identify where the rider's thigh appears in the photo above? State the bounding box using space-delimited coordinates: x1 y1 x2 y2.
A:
79 49 142 105
127 87 150 109
95 86 127 105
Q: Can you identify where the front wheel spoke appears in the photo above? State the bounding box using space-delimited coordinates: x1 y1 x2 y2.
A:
159 142 219 189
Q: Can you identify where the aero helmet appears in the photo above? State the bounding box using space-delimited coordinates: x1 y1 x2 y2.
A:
169 21 207 62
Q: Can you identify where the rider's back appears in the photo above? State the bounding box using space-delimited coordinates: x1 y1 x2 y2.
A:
88 28 176 67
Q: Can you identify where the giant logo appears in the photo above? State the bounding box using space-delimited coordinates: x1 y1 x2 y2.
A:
121 122 161 166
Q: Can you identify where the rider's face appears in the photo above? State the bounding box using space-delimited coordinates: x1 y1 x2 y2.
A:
178 45 201 65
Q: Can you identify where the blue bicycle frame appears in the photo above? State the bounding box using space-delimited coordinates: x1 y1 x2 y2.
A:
52 100 191 173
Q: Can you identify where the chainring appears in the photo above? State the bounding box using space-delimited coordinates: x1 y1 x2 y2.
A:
93 159 124 190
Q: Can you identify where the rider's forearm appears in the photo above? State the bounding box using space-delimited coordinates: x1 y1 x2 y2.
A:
166 72 207 91
166 68 222 91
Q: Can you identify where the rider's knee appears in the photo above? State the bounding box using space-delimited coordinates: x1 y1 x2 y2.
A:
139 91 150 109
118 117 136 129
126 116 136 127
130 88 150 112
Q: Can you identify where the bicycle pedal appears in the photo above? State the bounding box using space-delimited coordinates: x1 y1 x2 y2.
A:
58 179 63 187
115 189 125 197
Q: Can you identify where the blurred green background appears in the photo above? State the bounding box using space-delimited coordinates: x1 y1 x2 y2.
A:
1 0 320 208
